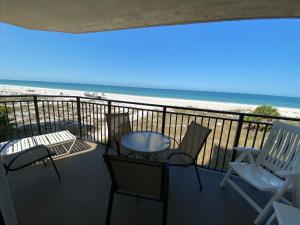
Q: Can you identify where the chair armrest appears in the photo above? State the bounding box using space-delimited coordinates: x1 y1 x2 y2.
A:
167 152 193 160
234 147 260 163
167 152 195 166
234 147 260 154
111 138 122 155
276 170 300 178
168 137 180 146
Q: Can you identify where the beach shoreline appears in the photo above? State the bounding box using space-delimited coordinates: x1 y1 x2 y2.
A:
1 84 300 118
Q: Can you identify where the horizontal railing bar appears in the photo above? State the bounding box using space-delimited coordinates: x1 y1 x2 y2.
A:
241 120 273 125
166 106 300 121
0 100 35 104
0 94 77 99
110 106 162 113
37 100 77 103
110 100 164 108
166 111 239 121
80 102 108 106
0 95 35 99
1 94 300 121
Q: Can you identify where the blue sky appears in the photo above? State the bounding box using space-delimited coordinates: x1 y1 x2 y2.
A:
0 19 300 97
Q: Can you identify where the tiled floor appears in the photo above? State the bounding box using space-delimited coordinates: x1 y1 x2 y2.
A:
7 142 269 225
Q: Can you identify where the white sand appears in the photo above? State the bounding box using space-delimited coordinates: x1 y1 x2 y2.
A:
1 84 300 118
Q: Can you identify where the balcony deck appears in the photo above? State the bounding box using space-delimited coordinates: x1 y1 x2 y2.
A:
7 141 270 225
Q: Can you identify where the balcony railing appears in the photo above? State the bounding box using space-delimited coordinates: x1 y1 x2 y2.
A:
1 95 300 172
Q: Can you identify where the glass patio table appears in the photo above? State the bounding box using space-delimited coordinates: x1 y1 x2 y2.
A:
121 131 171 159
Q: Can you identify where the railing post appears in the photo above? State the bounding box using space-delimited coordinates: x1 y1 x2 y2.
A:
76 97 82 138
161 106 167 135
231 114 244 161
33 96 42 134
107 100 112 141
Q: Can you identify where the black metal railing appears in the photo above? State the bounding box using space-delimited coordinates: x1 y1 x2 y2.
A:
1 95 300 172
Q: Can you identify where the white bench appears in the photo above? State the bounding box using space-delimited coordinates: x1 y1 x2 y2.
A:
220 121 300 224
266 202 300 225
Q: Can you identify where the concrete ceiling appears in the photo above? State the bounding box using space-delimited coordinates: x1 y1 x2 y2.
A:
1 0 300 33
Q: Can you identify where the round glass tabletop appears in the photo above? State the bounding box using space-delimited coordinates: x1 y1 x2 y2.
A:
121 131 171 154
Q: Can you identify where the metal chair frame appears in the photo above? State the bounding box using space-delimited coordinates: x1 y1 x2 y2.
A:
0 139 61 180
165 122 211 190
105 113 132 156
103 154 169 225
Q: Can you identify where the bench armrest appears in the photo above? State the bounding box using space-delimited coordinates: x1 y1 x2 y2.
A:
234 147 260 163
234 147 260 154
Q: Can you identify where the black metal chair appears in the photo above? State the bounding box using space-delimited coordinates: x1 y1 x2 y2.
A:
105 113 132 156
158 121 211 190
0 138 61 180
103 154 169 225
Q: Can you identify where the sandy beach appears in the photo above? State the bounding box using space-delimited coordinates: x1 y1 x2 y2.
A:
1 84 300 118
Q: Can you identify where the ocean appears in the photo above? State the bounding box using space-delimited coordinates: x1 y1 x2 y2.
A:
1 79 300 109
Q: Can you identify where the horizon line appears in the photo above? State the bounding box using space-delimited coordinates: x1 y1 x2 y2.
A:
0 78 300 99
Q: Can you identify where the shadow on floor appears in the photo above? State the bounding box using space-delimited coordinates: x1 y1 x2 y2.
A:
50 139 92 156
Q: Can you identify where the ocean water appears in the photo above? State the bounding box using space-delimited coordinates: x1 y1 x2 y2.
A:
1 79 300 109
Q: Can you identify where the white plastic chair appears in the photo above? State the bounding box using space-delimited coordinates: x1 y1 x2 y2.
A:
266 202 300 225
220 121 300 224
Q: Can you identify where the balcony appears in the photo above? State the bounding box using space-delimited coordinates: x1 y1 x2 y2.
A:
1 95 300 172
7 141 271 225
1 95 300 225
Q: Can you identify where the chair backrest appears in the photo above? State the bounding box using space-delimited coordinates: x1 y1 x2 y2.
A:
256 121 300 172
103 154 168 200
179 121 211 161
106 113 132 143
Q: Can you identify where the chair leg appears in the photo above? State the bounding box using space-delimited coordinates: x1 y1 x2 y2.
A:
220 168 233 188
49 156 61 181
254 184 290 225
193 163 202 191
265 213 275 225
162 183 169 225
162 199 168 225
66 138 76 154
116 141 121 156
105 141 111 154
106 186 115 225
